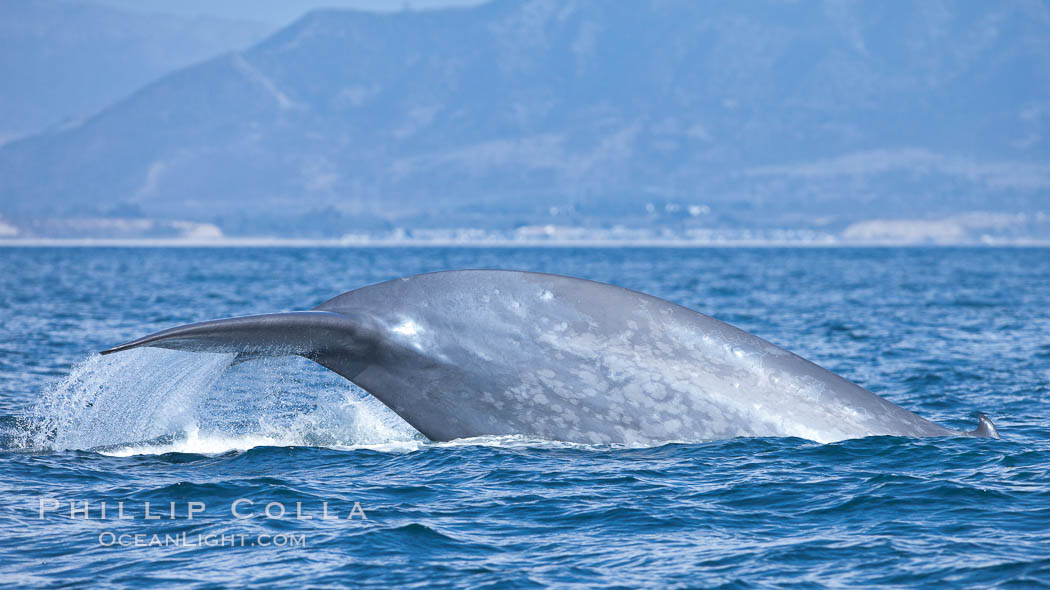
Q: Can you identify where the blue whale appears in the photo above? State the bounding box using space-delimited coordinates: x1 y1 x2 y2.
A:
102 270 999 444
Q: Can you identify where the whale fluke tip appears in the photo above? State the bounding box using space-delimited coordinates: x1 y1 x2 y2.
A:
970 413 1001 439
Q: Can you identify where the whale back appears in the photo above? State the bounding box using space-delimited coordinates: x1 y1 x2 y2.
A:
102 270 977 443
308 270 952 443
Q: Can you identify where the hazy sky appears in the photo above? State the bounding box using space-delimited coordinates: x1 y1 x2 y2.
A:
94 0 489 25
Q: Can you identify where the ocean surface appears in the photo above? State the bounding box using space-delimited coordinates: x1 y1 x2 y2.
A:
1 246 1048 588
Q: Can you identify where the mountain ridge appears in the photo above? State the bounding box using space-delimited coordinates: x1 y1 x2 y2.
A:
1 0 1047 240
0 0 272 142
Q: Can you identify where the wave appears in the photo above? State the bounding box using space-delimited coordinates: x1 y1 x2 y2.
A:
96 431 697 457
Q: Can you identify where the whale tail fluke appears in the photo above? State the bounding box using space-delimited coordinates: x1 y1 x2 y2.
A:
968 413 1000 439
99 311 377 365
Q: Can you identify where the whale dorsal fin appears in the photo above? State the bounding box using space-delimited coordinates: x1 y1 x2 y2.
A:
968 413 1000 439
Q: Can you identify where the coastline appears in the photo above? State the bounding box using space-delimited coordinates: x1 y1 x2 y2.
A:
1 238 1048 248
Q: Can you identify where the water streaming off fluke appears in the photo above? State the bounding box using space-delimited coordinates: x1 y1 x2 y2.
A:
27 349 421 453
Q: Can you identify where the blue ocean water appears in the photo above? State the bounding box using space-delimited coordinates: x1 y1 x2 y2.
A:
1 246 1048 588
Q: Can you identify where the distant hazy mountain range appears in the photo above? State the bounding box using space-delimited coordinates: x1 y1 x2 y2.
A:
0 0 270 142
1 0 1047 242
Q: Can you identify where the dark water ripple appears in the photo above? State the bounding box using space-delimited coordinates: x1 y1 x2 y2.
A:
0 247 1048 587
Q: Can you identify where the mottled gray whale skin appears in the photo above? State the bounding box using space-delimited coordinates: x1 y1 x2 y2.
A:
101 270 998 444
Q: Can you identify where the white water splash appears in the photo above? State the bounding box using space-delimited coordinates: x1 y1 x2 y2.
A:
29 350 424 454
32 349 234 450
99 425 288 457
